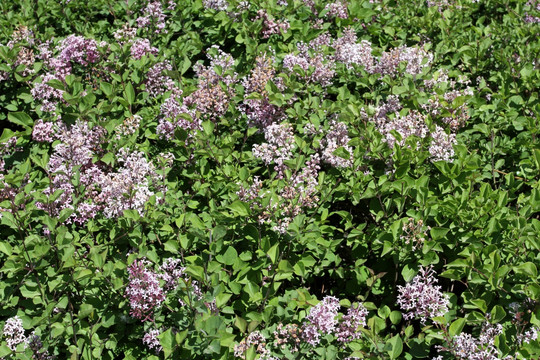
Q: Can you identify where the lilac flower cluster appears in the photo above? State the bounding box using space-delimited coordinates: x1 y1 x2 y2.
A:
159 258 186 290
397 266 450 324
156 89 200 140
0 137 18 175
31 74 64 112
302 296 368 346
335 303 369 344
203 0 229 11
143 329 162 353
324 1 349 19
2 316 26 351
36 120 106 224
32 119 55 142
15 47 35 77
36 121 163 224
7 26 35 49
510 299 540 345
240 53 285 128
254 9 290 38
252 123 296 169
97 148 162 218
113 23 137 43
233 331 271 359
524 0 540 23
283 39 336 87
422 70 473 130
49 35 101 80
429 125 456 162
27 333 53 360
130 38 159 60
115 115 142 138
184 46 238 119
302 296 341 345
125 259 167 321
145 61 176 97
137 1 167 33
321 120 353 168
443 322 504 360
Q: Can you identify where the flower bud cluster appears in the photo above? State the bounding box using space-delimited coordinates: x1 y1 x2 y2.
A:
137 1 167 33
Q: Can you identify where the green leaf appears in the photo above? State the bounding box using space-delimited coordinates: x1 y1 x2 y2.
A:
490 305 506 323
8 111 33 128
124 82 135 105
267 243 279 264
430 227 449 240
449 318 466 336
229 200 250 217
100 82 113 96
389 311 402 325
388 335 403 359
222 246 238 266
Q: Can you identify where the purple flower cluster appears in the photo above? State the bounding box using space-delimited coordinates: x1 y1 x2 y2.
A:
156 89 200 140
184 46 238 119
397 266 450 324
254 9 290 38
302 296 340 345
36 121 163 224
125 259 166 321
335 303 369 344
143 329 162 353
324 1 349 19
37 120 106 224
203 0 229 11
321 120 353 168
145 61 176 97
7 26 35 49
130 38 159 60
252 123 295 168
443 322 504 360
31 74 64 112
283 39 335 87
115 115 142 138
429 125 456 162
240 53 285 128
137 1 167 33
49 35 101 80
159 258 186 290
32 119 55 142
2 316 26 351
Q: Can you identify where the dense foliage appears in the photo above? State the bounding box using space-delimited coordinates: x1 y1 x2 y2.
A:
0 0 539 359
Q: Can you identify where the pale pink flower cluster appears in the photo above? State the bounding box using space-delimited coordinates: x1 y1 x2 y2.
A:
429 125 456 162
125 259 166 321
32 119 55 142
324 1 349 18
443 322 504 360
252 123 296 168
49 34 101 80
302 296 341 345
397 266 450 324
116 115 142 138
143 329 162 353
2 316 26 351
156 89 200 140
302 296 368 346
203 0 229 11
254 9 290 38
321 120 353 168
283 39 335 87
240 53 285 128
145 61 176 97
97 148 162 218
234 331 270 359
130 38 159 60
7 26 35 49
184 46 238 119
137 1 167 33
274 323 302 352
31 74 64 112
